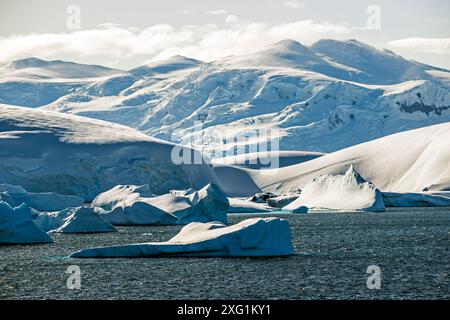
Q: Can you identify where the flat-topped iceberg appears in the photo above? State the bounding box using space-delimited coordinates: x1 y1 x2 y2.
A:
70 217 294 258
0 201 53 244
284 165 385 212
148 183 229 224
227 197 273 213
0 184 83 211
382 192 450 207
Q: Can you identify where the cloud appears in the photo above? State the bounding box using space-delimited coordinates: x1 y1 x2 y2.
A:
283 1 305 9
0 20 352 68
206 10 227 15
225 14 239 24
387 37 450 54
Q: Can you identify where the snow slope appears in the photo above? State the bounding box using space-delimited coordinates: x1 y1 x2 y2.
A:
283 165 385 212
248 122 450 194
0 201 53 244
212 151 324 169
70 217 294 258
0 39 447 156
0 105 220 200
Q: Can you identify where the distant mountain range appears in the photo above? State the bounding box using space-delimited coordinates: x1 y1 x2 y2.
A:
0 39 449 155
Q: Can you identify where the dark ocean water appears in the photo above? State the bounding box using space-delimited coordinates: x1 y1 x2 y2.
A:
1 208 449 299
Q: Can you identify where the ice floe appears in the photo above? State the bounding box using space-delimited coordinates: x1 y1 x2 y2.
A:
70 217 294 258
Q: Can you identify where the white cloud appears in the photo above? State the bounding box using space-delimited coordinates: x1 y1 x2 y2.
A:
0 20 352 68
225 14 239 24
206 10 227 15
387 37 450 54
283 1 305 9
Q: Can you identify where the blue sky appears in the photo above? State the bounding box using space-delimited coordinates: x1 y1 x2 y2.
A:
1 0 449 69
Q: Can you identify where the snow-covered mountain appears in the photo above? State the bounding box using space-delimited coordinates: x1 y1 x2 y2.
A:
0 57 123 107
0 39 449 156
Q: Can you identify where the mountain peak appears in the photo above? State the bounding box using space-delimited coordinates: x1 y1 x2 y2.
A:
272 39 308 51
129 55 202 77
8 57 51 69
265 39 315 57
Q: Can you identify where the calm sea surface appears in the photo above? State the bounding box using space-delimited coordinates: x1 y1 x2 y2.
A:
1 208 449 299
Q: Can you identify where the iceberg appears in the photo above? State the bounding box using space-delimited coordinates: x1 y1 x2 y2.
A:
0 184 83 211
70 217 294 258
92 184 176 225
91 184 153 211
267 194 299 208
148 183 229 224
283 165 385 212
0 201 53 244
228 197 273 213
382 192 450 207
54 207 117 234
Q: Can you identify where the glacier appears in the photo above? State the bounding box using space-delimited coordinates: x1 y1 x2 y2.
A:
0 105 220 200
70 217 294 258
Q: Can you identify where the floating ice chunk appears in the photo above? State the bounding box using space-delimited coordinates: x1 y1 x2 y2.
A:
0 184 83 211
267 194 299 208
283 165 385 212
149 183 229 224
0 201 53 244
227 197 273 213
382 192 450 207
70 217 294 258
291 206 308 214
92 185 176 225
33 210 68 232
91 184 153 211
96 201 177 226
54 207 117 233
